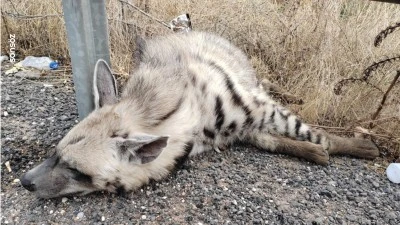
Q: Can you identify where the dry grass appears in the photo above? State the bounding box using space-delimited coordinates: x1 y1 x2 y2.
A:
1 0 400 161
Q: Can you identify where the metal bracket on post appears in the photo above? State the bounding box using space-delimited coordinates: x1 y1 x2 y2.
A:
62 0 111 119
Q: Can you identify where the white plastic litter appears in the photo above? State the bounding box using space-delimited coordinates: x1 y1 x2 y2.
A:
21 56 55 70
386 163 400 184
170 14 192 33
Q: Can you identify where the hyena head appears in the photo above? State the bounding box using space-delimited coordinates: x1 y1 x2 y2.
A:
20 60 169 198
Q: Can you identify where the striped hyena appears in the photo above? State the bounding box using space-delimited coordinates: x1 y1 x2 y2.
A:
21 32 379 198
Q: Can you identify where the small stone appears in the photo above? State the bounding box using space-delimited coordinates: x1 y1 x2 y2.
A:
60 115 68 121
61 197 68 203
386 211 396 220
101 216 105 221
372 181 379 188
12 179 20 184
76 212 84 220
49 210 53 214
5 161 12 172
141 215 147 220
346 215 357 222
3 111 9 117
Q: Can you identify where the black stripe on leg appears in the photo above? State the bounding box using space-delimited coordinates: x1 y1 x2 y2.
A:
174 142 194 169
258 111 266 131
244 116 254 127
214 96 225 130
269 108 276 124
306 130 312 142
294 119 302 136
278 110 289 121
315 133 322 144
203 128 215 139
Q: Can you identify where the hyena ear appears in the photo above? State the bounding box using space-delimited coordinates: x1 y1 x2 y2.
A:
93 59 118 109
116 134 169 164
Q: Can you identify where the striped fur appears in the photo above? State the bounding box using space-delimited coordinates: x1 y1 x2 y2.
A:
21 32 368 199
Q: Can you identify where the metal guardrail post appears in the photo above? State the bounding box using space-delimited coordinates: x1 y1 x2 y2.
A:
62 0 111 119
370 0 400 4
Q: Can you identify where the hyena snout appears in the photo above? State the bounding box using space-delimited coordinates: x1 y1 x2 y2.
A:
20 154 71 198
20 174 36 192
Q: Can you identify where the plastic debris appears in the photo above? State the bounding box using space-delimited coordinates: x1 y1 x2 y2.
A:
21 56 58 70
387 163 400 184
170 14 192 33
5 62 24 75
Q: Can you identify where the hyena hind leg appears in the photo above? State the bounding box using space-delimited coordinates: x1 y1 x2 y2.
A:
248 133 330 165
322 131 379 159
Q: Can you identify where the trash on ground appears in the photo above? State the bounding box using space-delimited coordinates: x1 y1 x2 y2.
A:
387 163 400 184
21 56 59 70
5 62 24 75
170 14 192 33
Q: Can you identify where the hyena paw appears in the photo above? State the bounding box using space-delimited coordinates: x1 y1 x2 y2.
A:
348 138 379 159
309 147 329 166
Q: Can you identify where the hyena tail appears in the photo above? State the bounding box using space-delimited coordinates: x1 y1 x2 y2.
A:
259 104 328 148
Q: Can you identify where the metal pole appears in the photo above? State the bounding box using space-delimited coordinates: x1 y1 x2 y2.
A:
62 0 111 119
370 0 400 4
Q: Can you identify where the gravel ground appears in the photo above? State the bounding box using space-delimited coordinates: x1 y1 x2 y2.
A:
1 66 399 224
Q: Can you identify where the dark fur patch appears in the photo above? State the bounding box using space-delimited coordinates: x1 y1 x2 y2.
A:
244 116 254 127
67 136 85 145
214 96 225 131
315 133 322 145
278 110 288 121
153 98 183 126
203 128 215 139
306 130 312 142
227 121 237 132
201 83 207 93
174 142 194 169
284 123 289 137
207 60 255 124
269 109 276 124
258 111 266 131
50 155 60 169
69 168 92 183
191 73 197 86
223 121 237 136
295 119 302 136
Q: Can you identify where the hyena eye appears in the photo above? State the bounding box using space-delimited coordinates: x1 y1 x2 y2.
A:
68 167 93 183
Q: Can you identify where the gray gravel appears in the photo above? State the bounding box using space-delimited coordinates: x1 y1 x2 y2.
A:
1 66 399 224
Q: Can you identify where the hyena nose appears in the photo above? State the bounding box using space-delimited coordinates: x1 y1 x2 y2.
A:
20 174 36 192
